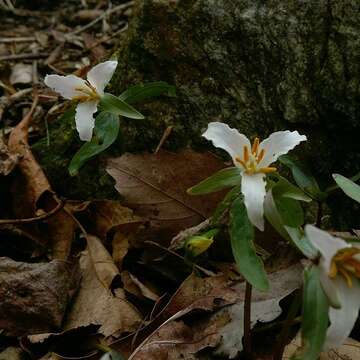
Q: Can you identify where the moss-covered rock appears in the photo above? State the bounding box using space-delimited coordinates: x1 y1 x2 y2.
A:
109 0 360 227
33 0 360 227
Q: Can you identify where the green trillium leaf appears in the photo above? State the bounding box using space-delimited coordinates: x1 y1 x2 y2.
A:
229 196 269 291
292 266 329 360
279 155 325 201
99 93 144 119
333 173 360 204
68 112 120 176
119 81 176 103
187 167 241 195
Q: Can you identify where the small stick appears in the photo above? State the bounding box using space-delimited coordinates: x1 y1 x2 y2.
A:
0 198 64 225
0 53 49 61
66 2 134 38
154 126 173 154
243 281 252 359
0 37 36 43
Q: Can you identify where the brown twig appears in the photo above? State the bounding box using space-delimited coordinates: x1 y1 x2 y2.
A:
243 281 252 359
65 2 134 38
0 88 32 121
0 36 36 43
0 53 49 61
0 198 64 225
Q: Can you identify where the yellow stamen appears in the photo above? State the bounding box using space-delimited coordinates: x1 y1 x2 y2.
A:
257 149 265 163
72 95 91 102
338 267 353 287
252 137 260 155
329 261 338 278
259 167 277 174
243 146 249 163
235 156 247 168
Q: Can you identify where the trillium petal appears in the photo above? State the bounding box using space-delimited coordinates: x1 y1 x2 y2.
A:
75 101 98 141
324 278 360 350
319 270 341 308
241 172 266 231
305 225 350 274
44 74 86 100
202 122 251 163
87 60 118 96
257 130 306 168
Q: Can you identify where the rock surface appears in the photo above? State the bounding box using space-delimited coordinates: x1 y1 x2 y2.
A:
110 0 360 227
34 0 360 226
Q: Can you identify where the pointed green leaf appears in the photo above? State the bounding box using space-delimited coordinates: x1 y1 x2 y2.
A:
100 93 144 119
292 266 329 360
272 175 312 202
229 196 269 291
211 186 241 225
119 81 176 103
333 173 360 204
187 167 241 195
279 155 325 200
275 195 304 228
264 190 315 257
68 112 120 176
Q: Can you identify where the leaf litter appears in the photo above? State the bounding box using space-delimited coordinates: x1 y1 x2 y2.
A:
0 1 346 359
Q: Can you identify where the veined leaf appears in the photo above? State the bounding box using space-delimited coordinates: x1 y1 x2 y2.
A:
333 173 360 204
272 175 312 202
229 196 269 291
292 266 329 360
100 93 144 119
211 185 241 225
119 81 176 103
275 195 304 228
279 155 325 200
264 190 314 257
68 112 119 176
187 167 241 195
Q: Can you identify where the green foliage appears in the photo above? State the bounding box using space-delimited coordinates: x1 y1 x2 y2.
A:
211 186 241 225
293 266 329 360
68 112 120 176
279 155 325 201
264 189 316 258
229 196 269 291
119 81 176 103
187 167 241 195
333 173 360 204
99 93 144 119
272 175 312 202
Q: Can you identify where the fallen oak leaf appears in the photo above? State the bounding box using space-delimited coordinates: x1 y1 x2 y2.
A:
7 92 77 260
106 150 228 243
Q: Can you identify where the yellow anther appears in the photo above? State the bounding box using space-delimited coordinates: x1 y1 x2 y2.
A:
252 137 260 155
338 267 353 287
329 261 338 278
257 149 265 163
235 156 247 168
243 146 249 163
259 167 277 174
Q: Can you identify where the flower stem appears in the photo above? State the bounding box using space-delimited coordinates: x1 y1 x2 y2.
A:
243 281 252 359
316 201 323 227
273 289 301 360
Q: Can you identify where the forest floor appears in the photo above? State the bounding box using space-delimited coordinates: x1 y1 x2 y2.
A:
0 1 359 360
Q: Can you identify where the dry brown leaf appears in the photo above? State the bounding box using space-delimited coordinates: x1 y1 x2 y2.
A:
0 135 18 176
87 201 142 241
86 233 120 290
63 250 142 337
0 347 24 360
0 257 80 336
9 63 33 85
106 150 228 243
129 264 303 360
121 271 160 302
283 333 360 359
7 95 77 260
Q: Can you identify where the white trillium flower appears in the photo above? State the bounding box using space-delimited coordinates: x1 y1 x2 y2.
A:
44 60 118 141
203 122 306 230
305 225 360 349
